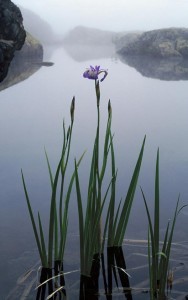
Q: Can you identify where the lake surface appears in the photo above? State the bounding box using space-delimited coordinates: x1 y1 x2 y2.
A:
1 44 188 298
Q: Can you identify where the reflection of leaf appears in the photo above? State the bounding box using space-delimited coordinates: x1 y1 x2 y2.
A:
46 286 64 299
36 269 79 289
20 277 36 300
17 269 35 284
156 251 167 259
112 265 131 277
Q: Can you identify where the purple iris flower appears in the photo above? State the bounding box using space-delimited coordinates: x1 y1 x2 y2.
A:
83 65 108 82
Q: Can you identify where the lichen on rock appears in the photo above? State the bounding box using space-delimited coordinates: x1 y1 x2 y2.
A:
0 0 26 82
118 28 188 59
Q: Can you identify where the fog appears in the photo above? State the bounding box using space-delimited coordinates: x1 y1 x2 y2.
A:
14 0 188 35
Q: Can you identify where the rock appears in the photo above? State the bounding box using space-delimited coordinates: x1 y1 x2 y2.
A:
118 54 188 81
0 0 26 82
118 28 188 59
114 31 142 51
0 31 44 91
20 31 43 58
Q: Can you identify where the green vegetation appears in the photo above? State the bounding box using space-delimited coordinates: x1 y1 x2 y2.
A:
21 74 186 299
141 150 187 299
22 98 78 270
22 98 84 297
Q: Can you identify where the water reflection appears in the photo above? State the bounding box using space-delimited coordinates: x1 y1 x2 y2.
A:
118 54 188 81
0 42 44 91
63 44 116 62
6 240 188 299
2 45 188 299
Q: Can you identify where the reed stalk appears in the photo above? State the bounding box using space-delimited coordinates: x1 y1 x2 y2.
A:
22 98 83 298
103 135 146 248
75 80 113 276
141 149 187 299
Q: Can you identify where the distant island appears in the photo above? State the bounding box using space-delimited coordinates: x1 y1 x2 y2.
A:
117 27 188 80
2 1 188 84
62 26 141 61
63 26 188 60
63 25 142 47
62 26 188 80
118 28 188 59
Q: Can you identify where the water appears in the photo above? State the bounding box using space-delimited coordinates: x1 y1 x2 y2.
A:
1 44 188 298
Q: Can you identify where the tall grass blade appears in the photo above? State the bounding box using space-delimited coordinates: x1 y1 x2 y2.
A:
111 198 122 246
114 136 146 246
38 213 48 267
99 174 115 252
59 124 73 237
107 132 116 247
21 170 44 266
99 115 112 183
148 229 153 300
48 158 63 268
158 220 170 291
58 151 85 261
159 196 187 294
154 149 160 277
54 202 58 261
85 192 108 274
141 187 157 292
74 159 85 274
45 148 54 188
141 151 187 298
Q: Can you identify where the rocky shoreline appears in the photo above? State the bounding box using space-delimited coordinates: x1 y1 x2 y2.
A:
1 1 188 85
0 0 43 84
0 31 43 91
117 28 188 59
61 26 188 80
63 26 188 61
0 0 26 82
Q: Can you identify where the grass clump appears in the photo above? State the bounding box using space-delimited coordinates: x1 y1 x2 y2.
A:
141 149 187 299
21 67 187 299
21 98 84 297
75 78 146 279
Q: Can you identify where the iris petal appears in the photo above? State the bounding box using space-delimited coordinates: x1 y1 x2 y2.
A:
95 65 100 72
100 71 108 82
83 70 89 78
83 66 108 81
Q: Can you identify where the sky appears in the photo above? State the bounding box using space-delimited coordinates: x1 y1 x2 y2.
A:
13 0 188 34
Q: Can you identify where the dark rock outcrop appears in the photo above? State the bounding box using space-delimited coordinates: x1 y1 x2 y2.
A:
0 31 44 91
118 28 188 59
115 31 142 51
0 0 26 82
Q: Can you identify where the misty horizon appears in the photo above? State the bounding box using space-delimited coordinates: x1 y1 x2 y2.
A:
14 0 188 36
